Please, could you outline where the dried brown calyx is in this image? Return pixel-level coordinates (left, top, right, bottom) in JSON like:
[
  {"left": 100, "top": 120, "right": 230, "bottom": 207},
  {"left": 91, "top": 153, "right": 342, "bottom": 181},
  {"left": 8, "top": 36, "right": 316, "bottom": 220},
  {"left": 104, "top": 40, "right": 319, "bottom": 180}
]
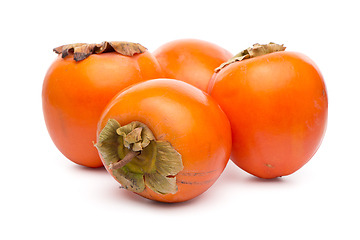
[
  {"left": 53, "top": 41, "right": 147, "bottom": 62},
  {"left": 215, "top": 42, "right": 286, "bottom": 72},
  {"left": 94, "top": 119, "right": 184, "bottom": 195}
]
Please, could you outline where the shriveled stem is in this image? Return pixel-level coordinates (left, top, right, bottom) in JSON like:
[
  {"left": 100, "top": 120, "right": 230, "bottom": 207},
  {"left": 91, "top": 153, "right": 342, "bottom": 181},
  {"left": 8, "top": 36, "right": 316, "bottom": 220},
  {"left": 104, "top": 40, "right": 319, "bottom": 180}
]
[
  {"left": 215, "top": 42, "right": 286, "bottom": 72},
  {"left": 109, "top": 150, "right": 140, "bottom": 170},
  {"left": 53, "top": 41, "right": 147, "bottom": 61}
]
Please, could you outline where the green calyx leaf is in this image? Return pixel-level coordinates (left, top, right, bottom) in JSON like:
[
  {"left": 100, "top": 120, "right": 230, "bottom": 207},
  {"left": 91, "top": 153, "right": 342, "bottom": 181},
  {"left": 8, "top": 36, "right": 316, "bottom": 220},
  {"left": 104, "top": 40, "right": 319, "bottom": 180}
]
[
  {"left": 94, "top": 119, "right": 121, "bottom": 165},
  {"left": 95, "top": 119, "right": 183, "bottom": 195}
]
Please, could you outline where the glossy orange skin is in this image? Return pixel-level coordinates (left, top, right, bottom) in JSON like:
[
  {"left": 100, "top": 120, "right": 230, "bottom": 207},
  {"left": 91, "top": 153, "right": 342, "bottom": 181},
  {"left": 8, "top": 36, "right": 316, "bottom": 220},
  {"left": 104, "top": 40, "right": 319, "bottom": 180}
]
[
  {"left": 97, "top": 79, "right": 232, "bottom": 202},
  {"left": 153, "top": 39, "right": 233, "bottom": 92},
  {"left": 42, "top": 51, "right": 163, "bottom": 168},
  {"left": 208, "top": 51, "right": 328, "bottom": 178}
]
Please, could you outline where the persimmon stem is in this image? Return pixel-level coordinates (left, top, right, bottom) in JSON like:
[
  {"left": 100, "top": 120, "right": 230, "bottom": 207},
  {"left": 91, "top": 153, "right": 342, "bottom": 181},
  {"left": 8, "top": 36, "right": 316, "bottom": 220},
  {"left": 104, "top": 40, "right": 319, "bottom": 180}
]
[
  {"left": 53, "top": 41, "right": 147, "bottom": 61},
  {"left": 215, "top": 42, "right": 286, "bottom": 72},
  {"left": 109, "top": 150, "right": 140, "bottom": 170},
  {"left": 96, "top": 119, "right": 183, "bottom": 194}
]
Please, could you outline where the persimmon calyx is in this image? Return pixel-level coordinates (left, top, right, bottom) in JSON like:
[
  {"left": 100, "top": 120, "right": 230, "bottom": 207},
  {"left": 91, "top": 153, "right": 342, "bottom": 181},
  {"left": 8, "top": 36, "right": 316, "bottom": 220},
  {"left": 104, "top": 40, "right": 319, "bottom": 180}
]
[
  {"left": 53, "top": 41, "right": 147, "bottom": 61},
  {"left": 215, "top": 42, "right": 286, "bottom": 72},
  {"left": 94, "top": 119, "right": 183, "bottom": 195}
]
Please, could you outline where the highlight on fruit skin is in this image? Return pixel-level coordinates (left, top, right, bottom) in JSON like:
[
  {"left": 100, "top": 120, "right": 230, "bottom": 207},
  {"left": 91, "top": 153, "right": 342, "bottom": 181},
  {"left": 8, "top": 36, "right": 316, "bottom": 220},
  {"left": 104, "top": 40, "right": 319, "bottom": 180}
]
[{"left": 95, "top": 78, "right": 232, "bottom": 203}]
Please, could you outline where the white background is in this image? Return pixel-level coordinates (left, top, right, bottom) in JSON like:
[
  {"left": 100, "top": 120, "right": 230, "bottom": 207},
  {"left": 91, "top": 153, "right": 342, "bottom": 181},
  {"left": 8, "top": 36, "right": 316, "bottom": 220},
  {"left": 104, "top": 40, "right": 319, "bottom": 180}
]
[{"left": 1, "top": 0, "right": 359, "bottom": 239}]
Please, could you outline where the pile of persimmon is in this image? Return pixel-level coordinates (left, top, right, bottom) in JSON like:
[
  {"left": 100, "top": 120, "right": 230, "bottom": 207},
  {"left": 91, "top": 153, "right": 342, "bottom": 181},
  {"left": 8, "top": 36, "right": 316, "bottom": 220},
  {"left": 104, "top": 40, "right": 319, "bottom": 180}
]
[{"left": 42, "top": 39, "right": 328, "bottom": 203}]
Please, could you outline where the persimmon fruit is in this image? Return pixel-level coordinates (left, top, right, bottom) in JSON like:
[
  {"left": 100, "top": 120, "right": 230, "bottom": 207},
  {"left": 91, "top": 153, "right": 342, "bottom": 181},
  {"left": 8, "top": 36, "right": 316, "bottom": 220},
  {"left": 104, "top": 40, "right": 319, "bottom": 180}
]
[
  {"left": 95, "top": 79, "right": 232, "bottom": 203},
  {"left": 153, "top": 38, "right": 233, "bottom": 92},
  {"left": 208, "top": 43, "right": 328, "bottom": 179},
  {"left": 42, "top": 41, "right": 164, "bottom": 168}
]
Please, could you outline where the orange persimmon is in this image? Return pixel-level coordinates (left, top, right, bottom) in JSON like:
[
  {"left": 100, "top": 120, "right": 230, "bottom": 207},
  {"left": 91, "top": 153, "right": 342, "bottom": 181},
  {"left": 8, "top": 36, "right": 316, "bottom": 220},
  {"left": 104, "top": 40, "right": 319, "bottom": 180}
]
[
  {"left": 95, "top": 79, "right": 232, "bottom": 203},
  {"left": 208, "top": 43, "right": 328, "bottom": 179},
  {"left": 42, "top": 41, "right": 164, "bottom": 168},
  {"left": 153, "top": 39, "right": 233, "bottom": 92}
]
